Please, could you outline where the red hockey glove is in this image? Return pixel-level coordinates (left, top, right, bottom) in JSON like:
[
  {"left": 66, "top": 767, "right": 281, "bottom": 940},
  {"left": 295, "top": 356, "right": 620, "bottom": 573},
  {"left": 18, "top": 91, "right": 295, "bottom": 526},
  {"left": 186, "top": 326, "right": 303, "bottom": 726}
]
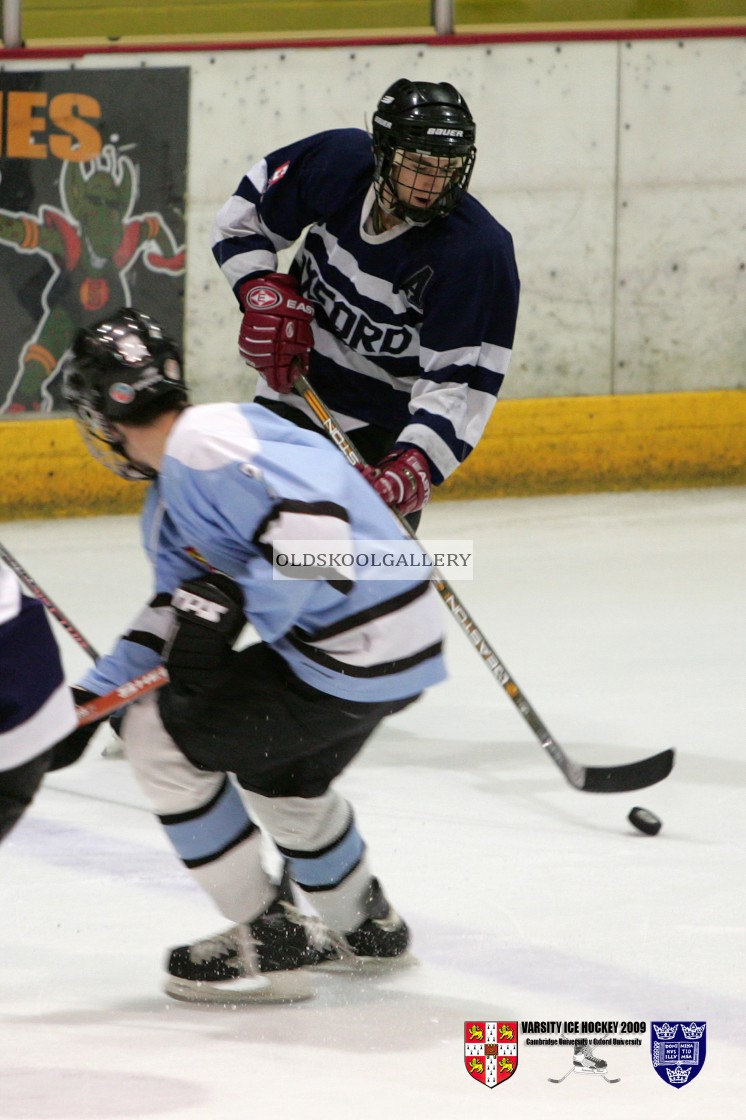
[
  {"left": 238, "top": 273, "right": 314, "bottom": 394},
  {"left": 359, "top": 448, "right": 432, "bottom": 516}
]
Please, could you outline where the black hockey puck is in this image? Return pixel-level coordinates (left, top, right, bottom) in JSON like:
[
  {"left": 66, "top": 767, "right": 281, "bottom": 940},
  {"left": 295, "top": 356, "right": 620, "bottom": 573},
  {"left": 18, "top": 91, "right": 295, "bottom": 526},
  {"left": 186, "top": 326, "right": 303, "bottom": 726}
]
[{"left": 628, "top": 806, "right": 662, "bottom": 835}]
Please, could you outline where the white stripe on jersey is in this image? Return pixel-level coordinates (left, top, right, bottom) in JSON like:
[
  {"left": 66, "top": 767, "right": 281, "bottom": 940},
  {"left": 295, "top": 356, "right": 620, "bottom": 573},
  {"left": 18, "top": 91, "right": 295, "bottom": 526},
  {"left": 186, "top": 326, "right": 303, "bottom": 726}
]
[
  {"left": 257, "top": 505, "right": 355, "bottom": 585},
  {"left": 420, "top": 340, "right": 512, "bottom": 377},
  {"left": 166, "top": 404, "right": 261, "bottom": 473},
  {"left": 297, "top": 582, "right": 442, "bottom": 670},
  {"left": 481, "top": 340, "right": 514, "bottom": 378},
  {"left": 312, "top": 225, "right": 413, "bottom": 316},
  {"left": 408, "top": 377, "right": 498, "bottom": 449},
  {"left": 396, "top": 421, "right": 461, "bottom": 479},
  {"left": 312, "top": 324, "right": 417, "bottom": 385},
  {"left": 0, "top": 681, "right": 77, "bottom": 771},
  {"left": 0, "top": 567, "right": 21, "bottom": 625},
  {"left": 219, "top": 246, "right": 278, "bottom": 291}
]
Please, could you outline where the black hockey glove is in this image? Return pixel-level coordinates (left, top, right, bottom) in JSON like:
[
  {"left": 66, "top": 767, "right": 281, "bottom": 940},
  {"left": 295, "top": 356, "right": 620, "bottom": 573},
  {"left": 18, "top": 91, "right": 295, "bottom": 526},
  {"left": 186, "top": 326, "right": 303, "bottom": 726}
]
[
  {"left": 47, "top": 687, "right": 103, "bottom": 771},
  {"left": 165, "top": 574, "right": 245, "bottom": 697}
]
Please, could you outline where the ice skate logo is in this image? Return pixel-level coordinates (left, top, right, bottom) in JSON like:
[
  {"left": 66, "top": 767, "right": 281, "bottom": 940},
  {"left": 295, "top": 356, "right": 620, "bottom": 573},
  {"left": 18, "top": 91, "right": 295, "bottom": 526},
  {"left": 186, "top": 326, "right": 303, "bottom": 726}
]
[
  {"left": 464, "top": 1021, "right": 517, "bottom": 1088},
  {"left": 549, "top": 1038, "right": 620, "bottom": 1085},
  {"left": 651, "top": 1021, "right": 706, "bottom": 1089}
]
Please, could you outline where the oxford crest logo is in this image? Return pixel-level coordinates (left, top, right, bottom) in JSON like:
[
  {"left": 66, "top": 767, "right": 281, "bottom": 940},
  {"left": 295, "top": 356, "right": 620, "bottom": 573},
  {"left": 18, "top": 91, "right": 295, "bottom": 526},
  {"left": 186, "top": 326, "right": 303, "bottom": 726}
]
[
  {"left": 464, "top": 1021, "right": 518, "bottom": 1088},
  {"left": 651, "top": 1022, "right": 706, "bottom": 1088}
]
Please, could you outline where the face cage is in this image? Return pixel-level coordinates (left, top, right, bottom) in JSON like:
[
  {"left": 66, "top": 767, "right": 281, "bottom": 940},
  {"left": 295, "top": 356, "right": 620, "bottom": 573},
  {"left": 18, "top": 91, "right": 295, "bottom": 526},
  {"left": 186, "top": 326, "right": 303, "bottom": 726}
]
[
  {"left": 73, "top": 409, "right": 155, "bottom": 481},
  {"left": 374, "top": 142, "right": 476, "bottom": 225}
]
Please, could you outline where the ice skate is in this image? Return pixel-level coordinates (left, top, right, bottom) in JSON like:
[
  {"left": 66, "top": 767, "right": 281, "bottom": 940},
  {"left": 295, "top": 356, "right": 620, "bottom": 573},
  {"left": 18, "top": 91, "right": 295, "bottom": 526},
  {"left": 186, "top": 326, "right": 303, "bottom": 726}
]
[
  {"left": 305, "top": 878, "right": 415, "bottom": 972},
  {"left": 573, "top": 1045, "right": 608, "bottom": 1073},
  {"left": 164, "top": 889, "right": 316, "bottom": 1004},
  {"left": 549, "top": 1044, "right": 619, "bottom": 1084}
]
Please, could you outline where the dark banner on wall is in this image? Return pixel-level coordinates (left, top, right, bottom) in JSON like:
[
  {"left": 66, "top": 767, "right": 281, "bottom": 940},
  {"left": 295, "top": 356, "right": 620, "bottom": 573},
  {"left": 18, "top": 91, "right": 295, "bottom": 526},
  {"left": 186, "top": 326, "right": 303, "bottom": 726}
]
[{"left": 0, "top": 67, "right": 188, "bottom": 415}]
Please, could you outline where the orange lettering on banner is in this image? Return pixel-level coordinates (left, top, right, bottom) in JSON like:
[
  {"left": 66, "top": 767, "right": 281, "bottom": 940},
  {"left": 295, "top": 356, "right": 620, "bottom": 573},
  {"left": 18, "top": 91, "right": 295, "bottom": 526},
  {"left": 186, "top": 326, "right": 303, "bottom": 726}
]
[
  {"left": 49, "top": 93, "right": 102, "bottom": 161},
  {"left": 7, "top": 91, "right": 48, "bottom": 158}
]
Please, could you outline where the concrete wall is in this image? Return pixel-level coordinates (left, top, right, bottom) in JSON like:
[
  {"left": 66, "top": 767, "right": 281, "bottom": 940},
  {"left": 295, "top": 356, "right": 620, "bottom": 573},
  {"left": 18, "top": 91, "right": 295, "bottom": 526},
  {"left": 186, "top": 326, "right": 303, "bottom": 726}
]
[
  {"left": 2, "top": 34, "right": 743, "bottom": 401},
  {"left": 176, "top": 36, "right": 745, "bottom": 403},
  {"left": 1, "top": 29, "right": 744, "bottom": 518}
]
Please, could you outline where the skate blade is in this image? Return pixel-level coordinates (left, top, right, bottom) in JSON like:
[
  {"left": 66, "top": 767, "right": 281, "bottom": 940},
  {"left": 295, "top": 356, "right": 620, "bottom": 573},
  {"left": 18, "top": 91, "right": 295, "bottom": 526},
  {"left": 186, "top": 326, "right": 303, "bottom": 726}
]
[
  {"left": 164, "top": 968, "right": 314, "bottom": 1004},
  {"left": 311, "top": 949, "right": 419, "bottom": 974}
]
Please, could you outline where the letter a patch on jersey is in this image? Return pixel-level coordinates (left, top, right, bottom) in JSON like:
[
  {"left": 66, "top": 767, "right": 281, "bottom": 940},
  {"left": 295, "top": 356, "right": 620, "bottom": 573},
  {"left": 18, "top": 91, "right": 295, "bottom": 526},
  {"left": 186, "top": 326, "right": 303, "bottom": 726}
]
[
  {"left": 401, "top": 265, "right": 433, "bottom": 311},
  {"left": 464, "top": 1021, "right": 518, "bottom": 1087}
]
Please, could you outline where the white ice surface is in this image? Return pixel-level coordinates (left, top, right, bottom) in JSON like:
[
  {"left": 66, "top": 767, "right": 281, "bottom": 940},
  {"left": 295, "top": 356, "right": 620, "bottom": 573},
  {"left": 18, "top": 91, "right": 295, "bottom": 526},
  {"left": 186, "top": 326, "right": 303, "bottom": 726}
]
[{"left": 1, "top": 488, "right": 744, "bottom": 1119}]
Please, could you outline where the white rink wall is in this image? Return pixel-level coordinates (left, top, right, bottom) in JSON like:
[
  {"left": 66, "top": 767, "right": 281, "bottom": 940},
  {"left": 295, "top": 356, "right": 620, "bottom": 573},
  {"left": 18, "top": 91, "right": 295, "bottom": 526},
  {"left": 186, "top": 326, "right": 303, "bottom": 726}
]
[{"left": 5, "top": 35, "right": 745, "bottom": 402}]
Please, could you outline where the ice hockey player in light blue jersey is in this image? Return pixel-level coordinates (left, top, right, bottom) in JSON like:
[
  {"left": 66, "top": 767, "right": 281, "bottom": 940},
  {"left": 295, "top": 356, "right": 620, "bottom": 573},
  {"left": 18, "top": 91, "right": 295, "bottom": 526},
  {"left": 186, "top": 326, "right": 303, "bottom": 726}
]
[
  {"left": 54, "top": 308, "right": 447, "bottom": 1004},
  {"left": 0, "top": 562, "right": 76, "bottom": 841},
  {"left": 213, "top": 78, "right": 519, "bottom": 524}
]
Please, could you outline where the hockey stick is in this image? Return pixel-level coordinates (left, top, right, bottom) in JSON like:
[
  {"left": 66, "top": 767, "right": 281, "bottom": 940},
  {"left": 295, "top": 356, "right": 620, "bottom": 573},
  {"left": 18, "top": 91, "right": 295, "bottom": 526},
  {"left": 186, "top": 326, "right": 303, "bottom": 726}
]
[
  {"left": 0, "top": 539, "right": 100, "bottom": 659},
  {"left": 293, "top": 375, "right": 674, "bottom": 794},
  {"left": 75, "top": 666, "right": 169, "bottom": 726},
  {"left": 547, "top": 1069, "right": 574, "bottom": 1084}
]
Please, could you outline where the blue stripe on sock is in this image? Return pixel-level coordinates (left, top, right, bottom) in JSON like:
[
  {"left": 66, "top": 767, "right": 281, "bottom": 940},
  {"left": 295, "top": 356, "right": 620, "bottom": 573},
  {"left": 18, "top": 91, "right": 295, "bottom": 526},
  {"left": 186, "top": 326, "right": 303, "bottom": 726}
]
[
  {"left": 286, "top": 821, "right": 365, "bottom": 889},
  {"left": 162, "top": 780, "right": 253, "bottom": 864}
]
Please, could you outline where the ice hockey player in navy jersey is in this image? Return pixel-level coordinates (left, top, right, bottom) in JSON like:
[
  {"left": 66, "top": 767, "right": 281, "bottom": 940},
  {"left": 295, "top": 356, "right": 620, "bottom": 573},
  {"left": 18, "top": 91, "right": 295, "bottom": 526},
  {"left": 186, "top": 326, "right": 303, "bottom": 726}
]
[
  {"left": 0, "top": 562, "right": 77, "bottom": 842},
  {"left": 212, "top": 77, "right": 520, "bottom": 525},
  {"left": 53, "top": 307, "right": 447, "bottom": 1004}
]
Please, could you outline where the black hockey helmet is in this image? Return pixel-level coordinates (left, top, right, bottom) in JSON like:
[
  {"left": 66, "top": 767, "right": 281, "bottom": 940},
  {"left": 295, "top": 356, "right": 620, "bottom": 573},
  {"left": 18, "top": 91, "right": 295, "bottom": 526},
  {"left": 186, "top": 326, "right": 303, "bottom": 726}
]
[
  {"left": 63, "top": 307, "right": 187, "bottom": 480},
  {"left": 371, "top": 78, "right": 477, "bottom": 224}
]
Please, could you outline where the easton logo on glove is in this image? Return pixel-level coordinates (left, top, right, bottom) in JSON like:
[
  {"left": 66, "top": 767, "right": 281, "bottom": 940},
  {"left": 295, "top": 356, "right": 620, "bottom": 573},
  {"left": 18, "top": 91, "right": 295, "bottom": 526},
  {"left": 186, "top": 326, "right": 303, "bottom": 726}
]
[
  {"left": 246, "top": 286, "right": 282, "bottom": 310},
  {"left": 238, "top": 272, "right": 314, "bottom": 394}
]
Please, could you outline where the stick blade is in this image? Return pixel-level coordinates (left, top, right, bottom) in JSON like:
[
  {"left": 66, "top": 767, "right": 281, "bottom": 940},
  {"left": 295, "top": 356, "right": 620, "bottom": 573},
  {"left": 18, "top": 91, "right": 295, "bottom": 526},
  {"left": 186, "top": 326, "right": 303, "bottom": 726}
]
[{"left": 579, "top": 748, "right": 675, "bottom": 793}]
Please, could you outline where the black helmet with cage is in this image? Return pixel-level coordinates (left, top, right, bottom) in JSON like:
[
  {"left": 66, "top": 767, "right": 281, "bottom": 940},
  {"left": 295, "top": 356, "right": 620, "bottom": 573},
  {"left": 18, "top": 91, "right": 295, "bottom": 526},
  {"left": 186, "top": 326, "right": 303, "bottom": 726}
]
[
  {"left": 63, "top": 307, "right": 187, "bottom": 480},
  {"left": 371, "top": 78, "right": 477, "bottom": 225}
]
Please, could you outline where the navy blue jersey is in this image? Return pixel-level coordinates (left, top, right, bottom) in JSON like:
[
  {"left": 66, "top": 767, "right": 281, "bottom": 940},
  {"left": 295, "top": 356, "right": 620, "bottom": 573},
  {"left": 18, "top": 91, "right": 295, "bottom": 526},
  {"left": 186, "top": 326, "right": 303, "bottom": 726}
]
[
  {"left": 81, "top": 403, "right": 447, "bottom": 705},
  {"left": 212, "top": 128, "right": 519, "bottom": 485},
  {"left": 0, "top": 564, "right": 76, "bottom": 771}
]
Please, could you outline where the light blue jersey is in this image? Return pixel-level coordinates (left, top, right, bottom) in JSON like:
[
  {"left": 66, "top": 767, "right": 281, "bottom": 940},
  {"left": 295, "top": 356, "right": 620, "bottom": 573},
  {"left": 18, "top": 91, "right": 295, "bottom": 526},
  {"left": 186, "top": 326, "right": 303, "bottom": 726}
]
[{"left": 81, "top": 403, "right": 447, "bottom": 704}]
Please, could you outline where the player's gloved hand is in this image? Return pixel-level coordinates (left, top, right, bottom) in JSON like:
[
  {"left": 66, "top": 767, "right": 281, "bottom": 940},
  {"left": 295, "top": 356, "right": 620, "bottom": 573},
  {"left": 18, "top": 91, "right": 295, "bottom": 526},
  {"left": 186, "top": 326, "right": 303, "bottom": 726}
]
[
  {"left": 47, "top": 687, "right": 103, "bottom": 771},
  {"left": 238, "top": 273, "right": 314, "bottom": 393},
  {"left": 165, "top": 574, "right": 245, "bottom": 696},
  {"left": 359, "top": 448, "right": 432, "bottom": 516}
]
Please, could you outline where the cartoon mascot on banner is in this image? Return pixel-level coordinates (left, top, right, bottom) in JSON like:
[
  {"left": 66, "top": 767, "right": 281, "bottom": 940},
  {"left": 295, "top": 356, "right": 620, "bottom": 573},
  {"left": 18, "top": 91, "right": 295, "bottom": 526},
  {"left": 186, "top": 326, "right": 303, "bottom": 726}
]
[{"left": 0, "top": 144, "right": 185, "bottom": 413}]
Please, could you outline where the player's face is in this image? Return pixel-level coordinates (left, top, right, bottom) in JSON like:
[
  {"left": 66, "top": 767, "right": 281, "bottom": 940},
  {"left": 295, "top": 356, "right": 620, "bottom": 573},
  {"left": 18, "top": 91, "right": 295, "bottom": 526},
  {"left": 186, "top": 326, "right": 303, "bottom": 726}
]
[
  {"left": 110, "top": 421, "right": 154, "bottom": 476},
  {"left": 391, "top": 150, "right": 463, "bottom": 210}
]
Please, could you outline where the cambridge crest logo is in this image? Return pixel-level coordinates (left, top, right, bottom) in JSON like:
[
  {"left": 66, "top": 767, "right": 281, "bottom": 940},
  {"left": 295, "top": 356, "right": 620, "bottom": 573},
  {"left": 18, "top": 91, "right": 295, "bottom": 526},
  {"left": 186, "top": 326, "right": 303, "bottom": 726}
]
[
  {"left": 651, "top": 1022, "right": 706, "bottom": 1088},
  {"left": 464, "top": 1021, "right": 518, "bottom": 1088}
]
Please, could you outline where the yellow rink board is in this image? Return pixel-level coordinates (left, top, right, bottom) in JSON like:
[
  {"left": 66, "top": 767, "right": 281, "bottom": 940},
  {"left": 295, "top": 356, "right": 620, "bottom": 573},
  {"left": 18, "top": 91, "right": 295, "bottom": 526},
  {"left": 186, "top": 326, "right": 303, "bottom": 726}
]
[
  {"left": 2, "top": 388, "right": 745, "bottom": 520},
  {"left": 17, "top": 2, "right": 746, "bottom": 40}
]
